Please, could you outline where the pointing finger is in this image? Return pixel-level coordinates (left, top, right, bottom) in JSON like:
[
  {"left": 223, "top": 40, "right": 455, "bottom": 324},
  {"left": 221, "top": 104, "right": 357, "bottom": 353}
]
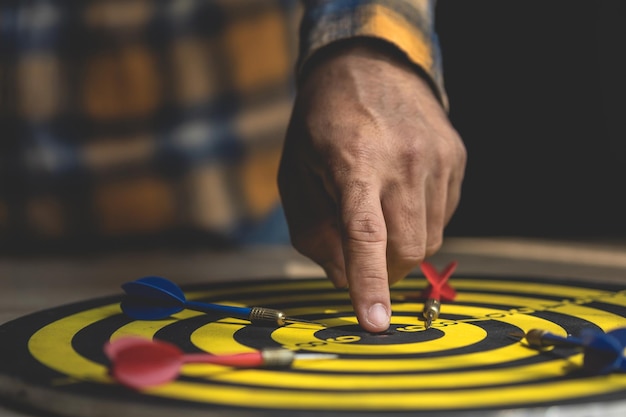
[{"left": 339, "top": 181, "right": 390, "bottom": 333}]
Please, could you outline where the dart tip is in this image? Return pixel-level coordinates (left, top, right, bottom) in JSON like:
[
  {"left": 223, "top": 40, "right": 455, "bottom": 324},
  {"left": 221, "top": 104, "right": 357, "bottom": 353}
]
[
  {"left": 284, "top": 317, "right": 327, "bottom": 327},
  {"left": 425, "top": 316, "right": 432, "bottom": 330},
  {"left": 507, "top": 331, "right": 526, "bottom": 341},
  {"left": 422, "top": 298, "right": 439, "bottom": 330},
  {"left": 294, "top": 353, "right": 338, "bottom": 361}
]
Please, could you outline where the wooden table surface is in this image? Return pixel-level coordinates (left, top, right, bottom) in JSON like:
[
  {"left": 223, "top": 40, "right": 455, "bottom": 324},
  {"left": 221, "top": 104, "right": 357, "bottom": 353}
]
[{"left": 1, "top": 237, "right": 625, "bottom": 417}]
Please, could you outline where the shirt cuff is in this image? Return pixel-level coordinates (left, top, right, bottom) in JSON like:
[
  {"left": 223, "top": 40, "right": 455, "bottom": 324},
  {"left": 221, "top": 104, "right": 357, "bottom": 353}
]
[{"left": 298, "top": 0, "right": 448, "bottom": 109}]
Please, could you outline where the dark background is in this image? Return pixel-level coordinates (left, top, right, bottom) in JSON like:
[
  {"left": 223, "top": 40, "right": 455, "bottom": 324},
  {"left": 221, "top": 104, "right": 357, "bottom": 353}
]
[{"left": 435, "top": 0, "right": 626, "bottom": 238}]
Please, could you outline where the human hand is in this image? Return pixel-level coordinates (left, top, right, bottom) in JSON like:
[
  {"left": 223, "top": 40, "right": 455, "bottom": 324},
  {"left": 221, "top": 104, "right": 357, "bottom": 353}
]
[{"left": 278, "top": 40, "right": 466, "bottom": 333}]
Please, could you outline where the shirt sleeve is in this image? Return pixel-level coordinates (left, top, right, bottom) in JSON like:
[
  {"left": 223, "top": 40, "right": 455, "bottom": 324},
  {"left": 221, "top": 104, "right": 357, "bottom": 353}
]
[{"left": 298, "top": 0, "right": 447, "bottom": 109}]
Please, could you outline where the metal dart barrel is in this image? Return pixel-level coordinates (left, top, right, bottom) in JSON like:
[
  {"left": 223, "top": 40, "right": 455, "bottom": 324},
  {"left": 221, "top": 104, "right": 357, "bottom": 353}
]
[
  {"left": 422, "top": 298, "right": 440, "bottom": 329},
  {"left": 517, "top": 329, "right": 582, "bottom": 348},
  {"left": 260, "top": 348, "right": 337, "bottom": 367},
  {"left": 248, "top": 307, "right": 324, "bottom": 327}
]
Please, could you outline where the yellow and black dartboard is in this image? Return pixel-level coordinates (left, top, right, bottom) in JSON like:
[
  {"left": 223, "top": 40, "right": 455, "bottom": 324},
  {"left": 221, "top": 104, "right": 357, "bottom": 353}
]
[{"left": 1, "top": 273, "right": 625, "bottom": 417}]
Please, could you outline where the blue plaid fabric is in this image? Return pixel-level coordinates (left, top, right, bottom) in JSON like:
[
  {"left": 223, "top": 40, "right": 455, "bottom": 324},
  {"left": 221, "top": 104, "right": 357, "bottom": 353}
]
[{"left": 0, "top": 0, "right": 443, "bottom": 251}]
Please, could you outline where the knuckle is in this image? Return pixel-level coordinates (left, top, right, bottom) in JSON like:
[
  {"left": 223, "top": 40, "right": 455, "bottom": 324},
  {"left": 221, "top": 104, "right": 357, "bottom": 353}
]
[
  {"left": 390, "top": 143, "right": 425, "bottom": 178},
  {"left": 444, "top": 132, "right": 467, "bottom": 166},
  {"left": 330, "top": 139, "right": 375, "bottom": 167},
  {"left": 344, "top": 211, "right": 386, "bottom": 244},
  {"left": 425, "top": 234, "right": 443, "bottom": 257},
  {"left": 350, "top": 270, "right": 390, "bottom": 298},
  {"left": 457, "top": 139, "right": 468, "bottom": 164},
  {"left": 399, "top": 144, "right": 425, "bottom": 164},
  {"left": 391, "top": 243, "right": 426, "bottom": 270},
  {"left": 429, "top": 131, "right": 466, "bottom": 163},
  {"left": 360, "top": 269, "right": 389, "bottom": 285},
  {"left": 339, "top": 179, "right": 386, "bottom": 244},
  {"left": 399, "top": 250, "right": 426, "bottom": 268},
  {"left": 431, "top": 142, "right": 453, "bottom": 169}
]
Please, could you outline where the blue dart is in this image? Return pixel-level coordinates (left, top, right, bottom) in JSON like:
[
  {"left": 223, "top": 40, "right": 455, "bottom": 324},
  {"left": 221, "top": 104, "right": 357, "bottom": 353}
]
[
  {"left": 120, "top": 276, "right": 324, "bottom": 327},
  {"left": 580, "top": 328, "right": 626, "bottom": 374},
  {"left": 510, "top": 327, "right": 626, "bottom": 374}
]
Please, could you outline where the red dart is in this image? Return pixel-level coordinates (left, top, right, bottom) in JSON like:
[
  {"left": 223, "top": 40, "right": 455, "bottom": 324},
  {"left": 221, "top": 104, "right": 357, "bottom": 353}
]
[
  {"left": 420, "top": 261, "right": 458, "bottom": 301},
  {"left": 104, "top": 337, "right": 336, "bottom": 389},
  {"left": 419, "top": 261, "right": 458, "bottom": 329}
]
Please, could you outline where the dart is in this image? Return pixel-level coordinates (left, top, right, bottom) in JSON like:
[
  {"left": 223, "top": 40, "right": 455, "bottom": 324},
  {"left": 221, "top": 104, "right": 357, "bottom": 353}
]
[
  {"left": 509, "top": 327, "right": 626, "bottom": 374},
  {"left": 120, "top": 276, "right": 324, "bottom": 327},
  {"left": 104, "top": 337, "right": 337, "bottom": 389},
  {"left": 508, "top": 328, "right": 582, "bottom": 348},
  {"left": 419, "top": 261, "right": 458, "bottom": 329}
]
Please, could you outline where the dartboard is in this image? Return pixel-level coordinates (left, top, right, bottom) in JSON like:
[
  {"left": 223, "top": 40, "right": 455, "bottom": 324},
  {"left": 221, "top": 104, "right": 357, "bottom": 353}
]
[{"left": 0, "top": 273, "right": 625, "bottom": 417}]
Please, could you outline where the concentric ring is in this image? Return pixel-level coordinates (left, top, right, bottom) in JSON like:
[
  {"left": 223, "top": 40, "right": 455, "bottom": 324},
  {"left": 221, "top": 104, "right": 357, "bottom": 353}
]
[{"left": 1, "top": 274, "right": 625, "bottom": 415}]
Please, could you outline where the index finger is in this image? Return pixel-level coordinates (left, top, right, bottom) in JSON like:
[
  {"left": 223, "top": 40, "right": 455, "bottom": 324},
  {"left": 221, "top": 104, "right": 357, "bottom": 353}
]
[{"left": 339, "top": 182, "right": 391, "bottom": 333}]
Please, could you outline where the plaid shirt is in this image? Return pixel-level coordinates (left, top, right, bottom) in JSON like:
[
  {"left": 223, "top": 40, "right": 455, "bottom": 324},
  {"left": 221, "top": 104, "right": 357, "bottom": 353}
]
[{"left": 0, "top": 0, "right": 444, "bottom": 251}]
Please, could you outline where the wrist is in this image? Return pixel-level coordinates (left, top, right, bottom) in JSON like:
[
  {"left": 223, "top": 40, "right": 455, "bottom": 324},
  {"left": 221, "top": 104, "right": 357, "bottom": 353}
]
[{"left": 299, "top": 37, "right": 442, "bottom": 105}]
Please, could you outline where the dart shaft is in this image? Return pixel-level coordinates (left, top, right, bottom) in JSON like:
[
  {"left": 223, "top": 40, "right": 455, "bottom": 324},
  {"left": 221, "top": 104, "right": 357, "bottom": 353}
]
[
  {"left": 184, "top": 351, "right": 266, "bottom": 367},
  {"left": 185, "top": 301, "right": 320, "bottom": 326},
  {"left": 524, "top": 329, "right": 583, "bottom": 348},
  {"left": 185, "top": 300, "right": 254, "bottom": 320},
  {"left": 183, "top": 349, "right": 337, "bottom": 368},
  {"left": 185, "top": 301, "right": 273, "bottom": 323}
]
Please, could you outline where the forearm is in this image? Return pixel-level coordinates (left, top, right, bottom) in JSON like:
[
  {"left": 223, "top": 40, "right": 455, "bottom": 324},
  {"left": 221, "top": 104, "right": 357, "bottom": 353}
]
[{"left": 298, "top": 0, "right": 447, "bottom": 108}]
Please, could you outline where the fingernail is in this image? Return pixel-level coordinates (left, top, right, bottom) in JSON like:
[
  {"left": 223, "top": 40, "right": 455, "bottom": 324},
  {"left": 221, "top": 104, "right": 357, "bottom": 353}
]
[{"left": 367, "top": 303, "right": 390, "bottom": 329}]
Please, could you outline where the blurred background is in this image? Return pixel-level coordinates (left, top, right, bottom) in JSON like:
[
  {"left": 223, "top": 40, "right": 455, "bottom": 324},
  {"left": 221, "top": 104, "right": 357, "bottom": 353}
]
[
  {"left": 437, "top": 0, "right": 626, "bottom": 239},
  {"left": 0, "top": 0, "right": 299, "bottom": 254},
  {"left": 1, "top": 0, "right": 624, "bottom": 258}
]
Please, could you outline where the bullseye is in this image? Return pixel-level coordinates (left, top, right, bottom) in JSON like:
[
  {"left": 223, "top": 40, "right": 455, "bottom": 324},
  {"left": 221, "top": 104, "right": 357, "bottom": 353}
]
[
  {"left": 271, "top": 315, "right": 486, "bottom": 355},
  {"left": 314, "top": 324, "right": 445, "bottom": 345}
]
